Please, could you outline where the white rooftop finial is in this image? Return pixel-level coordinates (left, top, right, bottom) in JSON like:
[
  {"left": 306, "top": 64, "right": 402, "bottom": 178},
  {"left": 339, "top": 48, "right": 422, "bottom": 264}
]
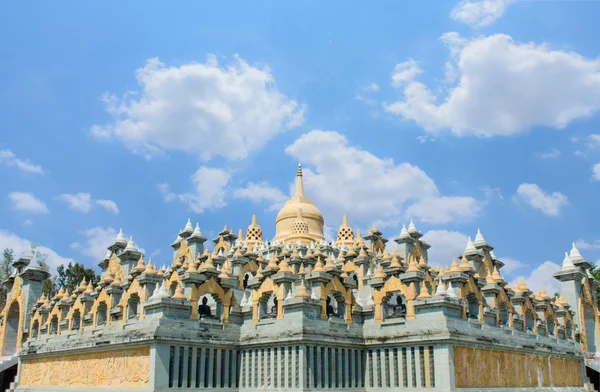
[
  {"left": 103, "top": 249, "right": 111, "bottom": 260},
  {"left": 569, "top": 242, "right": 583, "bottom": 260},
  {"left": 185, "top": 218, "right": 193, "bottom": 230},
  {"left": 561, "top": 251, "right": 576, "bottom": 269},
  {"left": 434, "top": 279, "right": 446, "bottom": 298},
  {"left": 465, "top": 236, "right": 476, "bottom": 253},
  {"left": 474, "top": 228, "right": 486, "bottom": 246},
  {"left": 125, "top": 236, "right": 138, "bottom": 252},
  {"left": 407, "top": 219, "right": 418, "bottom": 234},
  {"left": 191, "top": 223, "right": 203, "bottom": 237},
  {"left": 446, "top": 284, "right": 458, "bottom": 299},
  {"left": 115, "top": 228, "right": 126, "bottom": 244},
  {"left": 400, "top": 224, "right": 409, "bottom": 238}
]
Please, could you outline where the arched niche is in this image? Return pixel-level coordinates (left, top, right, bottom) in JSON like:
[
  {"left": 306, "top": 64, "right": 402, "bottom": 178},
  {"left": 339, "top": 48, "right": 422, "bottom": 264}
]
[
  {"left": 127, "top": 294, "right": 141, "bottom": 321},
  {"left": 584, "top": 303, "right": 597, "bottom": 354},
  {"left": 525, "top": 309, "right": 535, "bottom": 332},
  {"left": 3, "top": 302, "right": 20, "bottom": 355},
  {"left": 547, "top": 315, "right": 555, "bottom": 337},
  {"left": 498, "top": 302, "right": 509, "bottom": 326},
  {"left": 382, "top": 292, "right": 407, "bottom": 320},
  {"left": 466, "top": 292, "right": 480, "bottom": 320}
]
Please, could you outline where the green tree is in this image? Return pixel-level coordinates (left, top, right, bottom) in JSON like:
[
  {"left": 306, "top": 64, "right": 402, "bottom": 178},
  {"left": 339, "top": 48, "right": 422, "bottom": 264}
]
[
  {"left": 0, "top": 249, "right": 14, "bottom": 310},
  {"left": 55, "top": 262, "right": 100, "bottom": 293}
]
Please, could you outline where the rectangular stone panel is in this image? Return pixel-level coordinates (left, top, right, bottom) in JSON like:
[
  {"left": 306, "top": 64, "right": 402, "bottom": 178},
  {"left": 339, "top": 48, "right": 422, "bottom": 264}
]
[
  {"left": 454, "top": 346, "right": 582, "bottom": 388},
  {"left": 20, "top": 346, "right": 150, "bottom": 387}
]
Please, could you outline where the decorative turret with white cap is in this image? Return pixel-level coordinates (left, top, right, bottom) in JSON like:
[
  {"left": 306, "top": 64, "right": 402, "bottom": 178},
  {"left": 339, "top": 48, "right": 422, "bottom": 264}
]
[
  {"left": 553, "top": 251, "right": 584, "bottom": 282},
  {"left": 187, "top": 223, "right": 207, "bottom": 260},
  {"left": 568, "top": 242, "right": 591, "bottom": 269},
  {"left": 407, "top": 219, "right": 422, "bottom": 238},
  {"left": 180, "top": 218, "right": 194, "bottom": 238},
  {"left": 473, "top": 228, "right": 493, "bottom": 250}
]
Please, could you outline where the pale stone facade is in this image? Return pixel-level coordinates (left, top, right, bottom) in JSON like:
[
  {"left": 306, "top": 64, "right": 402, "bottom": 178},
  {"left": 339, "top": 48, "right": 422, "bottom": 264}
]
[{"left": 0, "top": 166, "right": 597, "bottom": 391}]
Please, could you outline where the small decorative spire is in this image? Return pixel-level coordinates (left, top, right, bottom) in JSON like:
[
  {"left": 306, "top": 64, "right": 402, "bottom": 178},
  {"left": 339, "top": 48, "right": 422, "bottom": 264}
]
[
  {"left": 295, "top": 279, "right": 310, "bottom": 298},
  {"left": 417, "top": 281, "right": 431, "bottom": 299},
  {"left": 125, "top": 236, "right": 138, "bottom": 252},
  {"left": 449, "top": 258, "right": 461, "bottom": 273},
  {"left": 474, "top": 228, "right": 486, "bottom": 246},
  {"left": 135, "top": 256, "right": 146, "bottom": 273},
  {"left": 278, "top": 257, "right": 292, "bottom": 273},
  {"left": 373, "top": 264, "right": 386, "bottom": 279},
  {"left": 407, "top": 219, "right": 418, "bottom": 234},
  {"left": 313, "top": 257, "right": 326, "bottom": 273},
  {"left": 434, "top": 279, "right": 446, "bottom": 297}
]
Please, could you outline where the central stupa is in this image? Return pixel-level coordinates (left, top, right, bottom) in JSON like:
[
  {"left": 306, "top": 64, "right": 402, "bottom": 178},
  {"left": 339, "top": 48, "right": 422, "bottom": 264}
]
[{"left": 274, "top": 164, "right": 325, "bottom": 244}]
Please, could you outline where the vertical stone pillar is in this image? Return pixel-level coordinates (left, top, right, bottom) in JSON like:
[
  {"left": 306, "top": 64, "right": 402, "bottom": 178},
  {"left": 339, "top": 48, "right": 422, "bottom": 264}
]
[
  {"left": 150, "top": 344, "right": 171, "bottom": 389},
  {"left": 433, "top": 344, "right": 455, "bottom": 391}
]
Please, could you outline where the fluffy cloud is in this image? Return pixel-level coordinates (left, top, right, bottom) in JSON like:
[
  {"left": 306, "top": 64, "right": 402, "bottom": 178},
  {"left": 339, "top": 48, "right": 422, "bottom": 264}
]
[
  {"left": 405, "top": 196, "right": 480, "bottom": 224},
  {"left": 575, "top": 239, "right": 600, "bottom": 250},
  {"left": 91, "top": 55, "right": 305, "bottom": 160},
  {"left": 512, "top": 261, "right": 561, "bottom": 297},
  {"left": 385, "top": 33, "right": 600, "bottom": 137},
  {"left": 593, "top": 163, "right": 600, "bottom": 181},
  {"left": 0, "top": 229, "right": 73, "bottom": 273},
  {"left": 535, "top": 148, "right": 561, "bottom": 159},
  {"left": 284, "top": 130, "right": 480, "bottom": 225},
  {"left": 70, "top": 226, "right": 118, "bottom": 261},
  {"left": 232, "top": 181, "right": 288, "bottom": 211},
  {"left": 497, "top": 257, "right": 525, "bottom": 276},
  {"left": 161, "top": 167, "right": 231, "bottom": 213},
  {"left": 421, "top": 230, "right": 468, "bottom": 267},
  {"left": 0, "top": 149, "right": 44, "bottom": 174},
  {"left": 513, "top": 183, "right": 568, "bottom": 216},
  {"left": 8, "top": 192, "right": 49, "bottom": 214},
  {"left": 451, "top": 0, "right": 516, "bottom": 28},
  {"left": 57, "top": 192, "right": 119, "bottom": 214}
]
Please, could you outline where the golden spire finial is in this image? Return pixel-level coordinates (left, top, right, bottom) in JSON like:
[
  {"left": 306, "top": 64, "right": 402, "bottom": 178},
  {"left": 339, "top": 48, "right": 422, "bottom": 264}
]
[
  {"left": 238, "top": 228, "right": 244, "bottom": 241},
  {"left": 295, "top": 279, "right": 311, "bottom": 298},
  {"left": 251, "top": 214, "right": 258, "bottom": 226},
  {"left": 295, "top": 163, "right": 305, "bottom": 197},
  {"left": 342, "top": 214, "right": 348, "bottom": 226}
]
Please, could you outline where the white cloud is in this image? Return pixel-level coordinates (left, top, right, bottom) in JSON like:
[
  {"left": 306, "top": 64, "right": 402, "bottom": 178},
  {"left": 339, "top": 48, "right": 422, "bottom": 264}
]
[
  {"left": 385, "top": 33, "right": 600, "bottom": 137},
  {"left": 58, "top": 192, "right": 93, "bottom": 212},
  {"left": 57, "top": 192, "right": 119, "bottom": 214},
  {"left": 96, "top": 199, "right": 119, "bottom": 214},
  {"left": 91, "top": 55, "right": 305, "bottom": 160},
  {"left": 405, "top": 196, "right": 480, "bottom": 224},
  {"left": 284, "top": 130, "right": 481, "bottom": 225},
  {"left": 512, "top": 261, "right": 561, "bottom": 296},
  {"left": 8, "top": 192, "right": 49, "bottom": 214},
  {"left": 451, "top": 0, "right": 516, "bottom": 28},
  {"left": 497, "top": 257, "right": 525, "bottom": 276},
  {"left": 588, "top": 134, "right": 600, "bottom": 150},
  {"left": 71, "top": 226, "right": 117, "bottom": 261},
  {"left": 513, "top": 183, "right": 568, "bottom": 216},
  {"left": 0, "top": 149, "right": 44, "bottom": 174},
  {"left": 593, "top": 163, "right": 600, "bottom": 181},
  {"left": 163, "top": 167, "right": 231, "bottom": 213},
  {"left": 535, "top": 148, "right": 561, "bottom": 159},
  {"left": 22, "top": 219, "right": 33, "bottom": 227},
  {"left": 421, "top": 230, "right": 468, "bottom": 267},
  {"left": 575, "top": 239, "right": 600, "bottom": 250},
  {"left": 0, "top": 229, "right": 73, "bottom": 273},
  {"left": 232, "top": 181, "right": 288, "bottom": 211},
  {"left": 392, "top": 59, "right": 422, "bottom": 87}
]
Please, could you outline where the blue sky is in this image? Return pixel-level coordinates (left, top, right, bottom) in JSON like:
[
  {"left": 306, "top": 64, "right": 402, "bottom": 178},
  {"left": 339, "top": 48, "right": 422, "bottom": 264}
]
[{"left": 1, "top": 0, "right": 600, "bottom": 294}]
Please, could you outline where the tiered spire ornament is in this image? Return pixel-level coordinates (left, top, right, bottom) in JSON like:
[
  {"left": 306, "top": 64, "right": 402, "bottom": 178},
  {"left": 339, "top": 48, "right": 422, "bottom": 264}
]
[
  {"left": 417, "top": 281, "right": 431, "bottom": 299},
  {"left": 434, "top": 279, "right": 446, "bottom": 298},
  {"left": 135, "top": 256, "right": 146, "bottom": 273},
  {"left": 449, "top": 258, "right": 461, "bottom": 273},
  {"left": 373, "top": 264, "right": 386, "bottom": 279},
  {"left": 474, "top": 228, "right": 487, "bottom": 247},
  {"left": 143, "top": 259, "right": 157, "bottom": 275},
  {"left": 406, "top": 256, "right": 421, "bottom": 273},
  {"left": 313, "top": 257, "right": 326, "bottom": 273},
  {"left": 295, "top": 280, "right": 311, "bottom": 298},
  {"left": 569, "top": 243, "right": 584, "bottom": 263},
  {"left": 278, "top": 257, "right": 292, "bottom": 273}
]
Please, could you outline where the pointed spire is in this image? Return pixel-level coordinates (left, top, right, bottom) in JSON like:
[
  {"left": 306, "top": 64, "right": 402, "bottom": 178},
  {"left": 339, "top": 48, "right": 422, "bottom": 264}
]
[
  {"left": 295, "top": 279, "right": 310, "bottom": 298},
  {"left": 560, "top": 251, "right": 576, "bottom": 270},
  {"left": 115, "top": 228, "right": 126, "bottom": 245},
  {"left": 464, "top": 236, "right": 476, "bottom": 253},
  {"left": 417, "top": 281, "right": 431, "bottom": 299},
  {"left": 125, "top": 236, "right": 138, "bottom": 252},
  {"left": 190, "top": 223, "right": 203, "bottom": 239},
  {"left": 278, "top": 257, "right": 292, "bottom": 273},
  {"left": 449, "top": 258, "right": 461, "bottom": 273},
  {"left": 294, "top": 163, "right": 305, "bottom": 197},
  {"left": 399, "top": 224, "right": 409, "bottom": 238},
  {"left": 407, "top": 219, "right": 418, "bottom": 234},
  {"left": 569, "top": 242, "right": 584, "bottom": 261},
  {"left": 313, "top": 257, "right": 325, "bottom": 273},
  {"left": 342, "top": 214, "right": 349, "bottom": 226},
  {"left": 373, "top": 264, "right": 386, "bottom": 279},
  {"left": 183, "top": 218, "right": 193, "bottom": 234},
  {"left": 135, "top": 256, "right": 146, "bottom": 273},
  {"left": 434, "top": 279, "right": 446, "bottom": 297},
  {"left": 492, "top": 265, "right": 502, "bottom": 281},
  {"left": 474, "top": 228, "right": 486, "bottom": 246}
]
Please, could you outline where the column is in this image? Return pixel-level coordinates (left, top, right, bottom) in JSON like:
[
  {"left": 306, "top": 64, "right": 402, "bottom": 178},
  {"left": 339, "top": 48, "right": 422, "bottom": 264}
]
[
  {"left": 380, "top": 349, "right": 386, "bottom": 388},
  {"left": 173, "top": 346, "right": 180, "bottom": 388},
  {"left": 433, "top": 345, "right": 455, "bottom": 391},
  {"left": 372, "top": 349, "right": 378, "bottom": 388},
  {"left": 350, "top": 349, "right": 355, "bottom": 388},
  {"left": 324, "top": 347, "right": 329, "bottom": 388},
  {"left": 224, "top": 350, "right": 230, "bottom": 388},
  {"left": 357, "top": 350, "right": 363, "bottom": 388},
  {"left": 231, "top": 349, "right": 237, "bottom": 389},
  {"left": 270, "top": 347, "right": 276, "bottom": 388},
  {"left": 277, "top": 347, "right": 283, "bottom": 389},
  {"left": 285, "top": 346, "right": 290, "bottom": 388},
  {"left": 208, "top": 347, "right": 214, "bottom": 388},
  {"left": 407, "top": 347, "right": 413, "bottom": 388},
  {"left": 337, "top": 348, "right": 343, "bottom": 388},
  {"left": 424, "top": 346, "right": 431, "bottom": 388},
  {"left": 365, "top": 350, "right": 371, "bottom": 388},
  {"left": 292, "top": 346, "right": 297, "bottom": 388},
  {"left": 389, "top": 348, "right": 395, "bottom": 388},
  {"left": 182, "top": 346, "right": 189, "bottom": 388},
  {"left": 344, "top": 348, "right": 349, "bottom": 389},
  {"left": 190, "top": 347, "right": 197, "bottom": 388},
  {"left": 316, "top": 346, "right": 322, "bottom": 388},
  {"left": 299, "top": 346, "right": 306, "bottom": 388},
  {"left": 200, "top": 347, "right": 207, "bottom": 388},
  {"left": 244, "top": 350, "right": 249, "bottom": 388},
  {"left": 257, "top": 349, "right": 262, "bottom": 388},
  {"left": 415, "top": 347, "right": 422, "bottom": 388},
  {"left": 150, "top": 345, "right": 171, "bottom": 389},
  {"left": 398, "top": 348, "right": 404, "bottom": 388},
  {"left": 331, "top": 348, "right": 337, "bottom": 388},
  {"left": 308, "top": 346, "right": 314, "bottom": 388}
]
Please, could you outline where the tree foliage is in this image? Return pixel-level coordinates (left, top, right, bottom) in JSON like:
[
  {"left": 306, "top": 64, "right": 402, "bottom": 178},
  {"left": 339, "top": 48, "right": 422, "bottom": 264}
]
[
  {"left": 0, "top": 249, "right": 14, "bottom": 310},
  {"left": 55, "top": 262, "right": 100, "bottom": 293}
]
